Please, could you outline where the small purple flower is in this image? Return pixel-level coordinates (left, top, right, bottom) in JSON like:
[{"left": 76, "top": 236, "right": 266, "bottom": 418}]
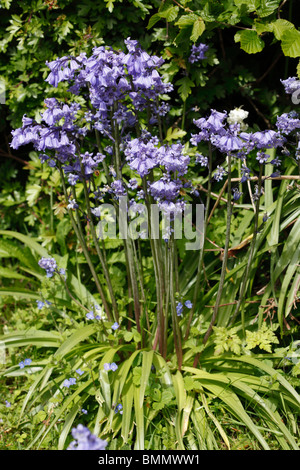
[
  {"left": 81, "top": 409, "right": 88, "bottom": 415},
  {"left": 214, "top": 166, "right": 226, "bottom": 182},
  {"left": 195, "top": 153, "right": 208, "bottom": 167},
  {"left": 114, "top": 404, "right": 123, "bottom": 414},
  {"left": 189, "top": 43, "right": 209, "bottom": 63},
  {"left": 68, "top": 173, "right": 80, "bottom": 186},
  {"left": 76, "top": 369, "right": 84, "bottom": 376},
  {"left": 24, "top": 358, "right": 32, "bottom": 366},
  {"left": 38, "top": 257, "right": 57, "bottom": 278},
  {"left": 19, "top": 361, "right": 25, "bottom": 369},
  {"left": 86, "top": 311, "right": 95, "bottom": 320},
  {"left": 232, "top": 188, "right": 242, "bottom": 201},
  {"left": 263, "top": 213, "right": 270, "bottom": 223},
  {"left": 67, "top": 424, "right": 108, "bottom": 450},
  {"left": 110, "top": 362, "right": 118, "bottom": 372},
  {"left": 184, "top": 300, "right": 193, "bottom": 309},
  {"left": 176, "top": 302, "right": 183, "bottom": 316},
  {"left": 5, "top": 400, "right": 11, "bottom": 408},
  {"left": 111, "top": 322, "right": 119, "bottom": 331},
  {"left": 36, "top": 300, "right": 45, "bottom": 309},
  {"left": 63, "top": 377, "right": 76, "bottom": 388},
  {"left": 103, "top": 363, "right": 111, "bottom": 371},
  {"left": 281, "top": 76, "right": 300, "bottom": 95}
]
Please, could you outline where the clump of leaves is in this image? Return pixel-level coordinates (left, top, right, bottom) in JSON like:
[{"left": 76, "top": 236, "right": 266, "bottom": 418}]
[
  {"left": 245, "top": 323, "right": 279, "bottom": 353},
  {"left": 212, "top": 326, "right": 242, "bottom": 355}
]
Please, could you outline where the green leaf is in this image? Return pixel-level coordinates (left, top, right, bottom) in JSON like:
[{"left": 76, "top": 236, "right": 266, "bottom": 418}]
[
  {"left": 175, "top": 76, "right": 195, "bottom": 101},
  {"left": 234, "top": 30, "right": 265, "bottom": 54},
  {"left": 53, "top": 324, "right": 97, "bottom": 360},
  {"left": 190, "top": 17, "right": 205, "bottom": 42},
  {"left": 271, "top": 19, "right": 295, "bottom": 40},
  {"left": 139, "top": 350, "right": 154, "bottom": 407},
  {"left": 165, "top": 127, "right": 187, "bottom": 141},
  {"left": 297, "top": 59, "right": 300, "bottom": 79},
  {"left": 233, "top": 0, "right": 257, "bottom": 12},
  {"left": 175, "top": 13, "right": 198, "bottom": 28},
  {"left": 281, "top": 28, "right": 300, "bottom": 57},
  {"left": 25, "top": 184, "right": 41, "bottom": 207},
  {"left": 256, "top": 0, "right": 281, "bottom": 18},
  {"left": 0, "top": 266, "right": 26, "bottom": 279}
]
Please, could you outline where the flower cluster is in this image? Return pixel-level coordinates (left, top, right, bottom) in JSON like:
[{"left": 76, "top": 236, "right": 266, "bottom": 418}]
[
  {"left": 38, "top": 257, "right": 58, "bottom": 277},
  {"left": 281, "top": 76, "right": 300, "bottom": 95},
  {"left": 63, "top": 377, "right": 77, "bottom": 388},
  {"left": 103, "top": 362, "right": 118, "bottom": 371},
  {"left": 189, "top": 43, "right": 209, "bottom": 63},
  {"left": 19, "top": 358, "right": 32, "bottom": 369},
  {"left": 67, "top": 424, "right": 108, "bottom": 450},
  {"left": 176, "top": 300, "right": 193, "bottom": 316}
]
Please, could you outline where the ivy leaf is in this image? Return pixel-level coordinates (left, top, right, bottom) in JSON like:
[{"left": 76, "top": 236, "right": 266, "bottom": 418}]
[
  {"left": 190, "top": 17, "right": 205, "bottom": 42},
  {"left": 234, "top": 30, "right": 265, "bottom": 54},
  {"left": 281, "top": 28, "right": 300, "bottom": 58}
]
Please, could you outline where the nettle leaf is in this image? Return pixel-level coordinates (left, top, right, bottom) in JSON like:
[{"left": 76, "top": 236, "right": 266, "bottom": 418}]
[
  {"left": 234, "top": 30, "right": 265, "bottom": 54},
  {"left": 281, "top": 28, "right": 300, "bottom": 58}
]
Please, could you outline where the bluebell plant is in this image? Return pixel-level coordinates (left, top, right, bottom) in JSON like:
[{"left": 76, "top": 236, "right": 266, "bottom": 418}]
[{"left": 10, "top": 37, "right": 300, "bottom": 371}]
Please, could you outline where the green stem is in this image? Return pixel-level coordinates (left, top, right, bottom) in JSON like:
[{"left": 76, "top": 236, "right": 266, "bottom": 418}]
[
  {"left": 169, "top": 236, "right": 182, "bottom": 370},
  {"left": 201, "top": 153, "right": 233, "bottom": 347},
  {"left": 142, "top": 176, "right": 166, "bottom": 357},
  {"left": 58, "top": 164, "right": 112, "bottom": 321},
  {"left": 80, "top": 170, "right": 119, "bottom": 322},
  {"left": 229, "top": 163, "right": 264, "bottom": 327},
  {"left": 184, "top": 142, "right": 213, "bottom": 341}
]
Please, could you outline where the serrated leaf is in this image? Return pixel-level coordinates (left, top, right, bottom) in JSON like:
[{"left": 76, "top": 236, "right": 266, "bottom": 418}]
[
  {"left": 235, "top": 30, "right": 265, "bottom": 54},
  {"left": 233, "top": 0, "right": 257, "bottom": 12},
  {"left": 257, "top": 0, "right": 281, "bottom": 18},
  {"left": 281, "top": 29, "right": 300, "bottom": 57},
  {"left": 25, "top": 184, "right": 41, "bottom": 207},
  {"left": 175, "top": 76, "right": 195, "bottom": 101},
  {"left": 271, "top": 19, "right": 295, "bottom": 40},
  {"left": 190, "top": 17, "right": 205, "bottom": 42},
  {"left": 159, "top": 6, "right": 179, "bottom": 22},
  {"left": 147, "top": 13, "right": 161, "bottom": 29},
  {"left": 165, "top": 127, "right": 187, "bottom": 141},
  {"left": 175, "top": 13, "right": 198, "bottom": 28}
]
